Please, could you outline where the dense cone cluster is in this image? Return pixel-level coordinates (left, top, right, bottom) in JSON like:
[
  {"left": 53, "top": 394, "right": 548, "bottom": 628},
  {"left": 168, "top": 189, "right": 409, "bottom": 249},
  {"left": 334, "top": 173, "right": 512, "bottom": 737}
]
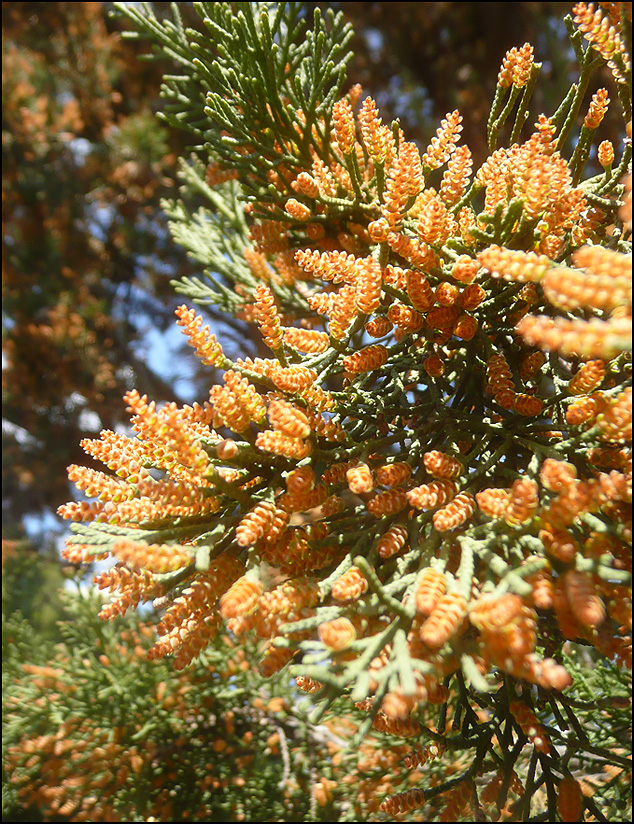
[{"left": 55, "top": 2, "right": 631, "bottom": 820}]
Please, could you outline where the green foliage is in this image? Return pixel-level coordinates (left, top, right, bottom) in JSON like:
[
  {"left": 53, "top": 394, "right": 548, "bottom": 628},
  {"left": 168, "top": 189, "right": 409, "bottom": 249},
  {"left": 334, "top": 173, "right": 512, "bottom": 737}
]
[
  {"left": 3, "top": 587, "right": 355, "bottom": 822},
  {"left": 116, "top": 2, "right": 353, "bottom": 199},
  {"left": 107, "top": 109, "right": 170, "bottom": 165},
  {"left": 2, "top": 546, "right": 69, "bottom": 642},
  {"left": 163, "top": 160, "right": 255, "bottom": 311}
]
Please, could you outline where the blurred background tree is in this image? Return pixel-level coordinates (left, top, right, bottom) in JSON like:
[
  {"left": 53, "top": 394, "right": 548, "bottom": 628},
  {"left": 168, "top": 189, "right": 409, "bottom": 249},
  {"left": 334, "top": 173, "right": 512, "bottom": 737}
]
[{"left": 2, "top": 1, "right": 195, "bottom": 543}]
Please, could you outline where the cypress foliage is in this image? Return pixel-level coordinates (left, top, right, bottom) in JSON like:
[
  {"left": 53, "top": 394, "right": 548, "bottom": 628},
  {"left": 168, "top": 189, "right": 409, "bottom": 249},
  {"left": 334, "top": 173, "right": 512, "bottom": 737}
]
[{"left": 4, "top": 3, "right": 632, "bottom": 821}]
